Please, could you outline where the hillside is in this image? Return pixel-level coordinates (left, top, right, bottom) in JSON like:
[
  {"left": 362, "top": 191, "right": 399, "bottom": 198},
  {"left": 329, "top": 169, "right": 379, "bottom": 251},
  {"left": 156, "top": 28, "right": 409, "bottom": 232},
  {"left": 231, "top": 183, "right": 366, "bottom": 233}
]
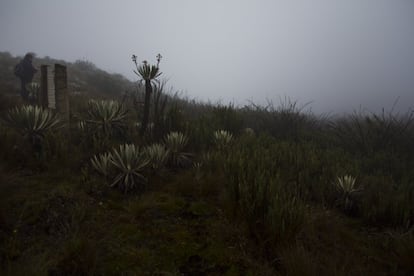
[
  {"left": 1, "top": 53, "right": 414, "bottom": 275},
  {"left": 0, "top": 51, "right": 134, "bottom": 99}
]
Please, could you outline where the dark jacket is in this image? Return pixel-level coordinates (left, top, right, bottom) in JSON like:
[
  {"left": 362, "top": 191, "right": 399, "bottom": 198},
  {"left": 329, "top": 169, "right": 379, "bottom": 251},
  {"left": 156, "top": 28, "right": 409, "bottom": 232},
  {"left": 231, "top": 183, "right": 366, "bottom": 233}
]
[{"left": 19, "top": 57, "right": 37, "bottom": 82}]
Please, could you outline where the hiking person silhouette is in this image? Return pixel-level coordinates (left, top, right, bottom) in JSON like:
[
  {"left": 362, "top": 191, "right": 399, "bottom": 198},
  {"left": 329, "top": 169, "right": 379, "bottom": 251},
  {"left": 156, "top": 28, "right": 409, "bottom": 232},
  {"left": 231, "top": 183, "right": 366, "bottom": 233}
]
[{"left": 14, "top": 53, "right": 38, "bottom": 102}]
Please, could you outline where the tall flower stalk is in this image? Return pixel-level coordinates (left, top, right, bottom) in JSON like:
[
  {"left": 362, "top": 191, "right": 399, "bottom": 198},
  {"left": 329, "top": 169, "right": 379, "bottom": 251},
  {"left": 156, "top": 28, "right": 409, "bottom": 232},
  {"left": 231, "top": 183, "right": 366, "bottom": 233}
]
[{"left": 132, "top": 54, "right": 162, "bottom": 135}]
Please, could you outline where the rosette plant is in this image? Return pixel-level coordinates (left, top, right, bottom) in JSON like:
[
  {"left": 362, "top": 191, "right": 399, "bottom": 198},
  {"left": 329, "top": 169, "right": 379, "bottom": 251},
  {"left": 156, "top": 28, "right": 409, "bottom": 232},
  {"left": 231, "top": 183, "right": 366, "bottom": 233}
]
[
  {"left": 110, "top": 144, "right": 149, "bottom": 193},
  {"left": 334, "top": 175, "right": 361, "bottom": 211},
  {"left": 213, "top": 130, "right": 233, "bottom": 149},
  {"left": 164, "top": 131, "right": 192, "bottom": 168},
  {"left": 27, "top": 82, "right": 40, "bottom": 103},
  {"left": 90, "top": 152, "right": 113, "bottom": 179},
  {"left": 143, "top": 143, "right": 169, "bottom": 171},
  {"left": 132, "top": 54, "right": 162, "bottom": 135},
  {"left": 3, "top": 105, "right": 62, "bottom": 148},
  {"left": 85, "top": 100, "right": 128, "bottom": 138}
]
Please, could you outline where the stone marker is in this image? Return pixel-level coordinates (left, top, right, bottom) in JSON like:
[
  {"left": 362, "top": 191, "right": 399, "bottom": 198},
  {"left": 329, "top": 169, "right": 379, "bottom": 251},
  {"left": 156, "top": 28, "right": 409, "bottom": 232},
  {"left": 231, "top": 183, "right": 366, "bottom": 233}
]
[{"left": 40, "top": 64, "right": 70, "bottom": 122}]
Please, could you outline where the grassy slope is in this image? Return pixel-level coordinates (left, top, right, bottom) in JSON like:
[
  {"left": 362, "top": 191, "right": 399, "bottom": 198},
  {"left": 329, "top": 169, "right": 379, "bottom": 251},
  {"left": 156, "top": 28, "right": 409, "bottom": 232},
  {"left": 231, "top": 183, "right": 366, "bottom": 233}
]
[
  {"left": 0, "top": 166, "right": 272, "bottom": 275},
  {"left": 1, "top": 164, "right": 410, "bottom": 275},
  {"left": 0, "top": 51, "right": 133, "bottom": 100},
  {"left": 1, "top": 52, "right": 413, "bottom": 275}
]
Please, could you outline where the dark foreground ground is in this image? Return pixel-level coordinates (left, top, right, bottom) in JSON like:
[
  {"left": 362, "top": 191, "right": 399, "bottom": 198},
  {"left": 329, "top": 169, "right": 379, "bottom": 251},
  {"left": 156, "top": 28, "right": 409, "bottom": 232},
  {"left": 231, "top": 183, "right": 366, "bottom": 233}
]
[{"left": 1, "top": 165, "right": 412, "bottom": 276}]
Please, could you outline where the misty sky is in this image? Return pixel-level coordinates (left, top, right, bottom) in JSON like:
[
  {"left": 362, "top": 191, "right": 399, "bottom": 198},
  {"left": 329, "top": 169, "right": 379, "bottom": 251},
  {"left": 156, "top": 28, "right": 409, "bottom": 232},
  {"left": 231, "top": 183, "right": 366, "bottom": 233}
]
[{"left": 1, "top": 0, "right": 414, "bottom": 114}]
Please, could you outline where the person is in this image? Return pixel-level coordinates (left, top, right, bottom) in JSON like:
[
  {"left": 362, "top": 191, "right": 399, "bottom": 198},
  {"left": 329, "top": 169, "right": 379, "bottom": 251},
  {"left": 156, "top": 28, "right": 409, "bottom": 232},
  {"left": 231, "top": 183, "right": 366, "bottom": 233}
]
[{"left": 15, "top": 53, "right": 38, "bottom": 102}]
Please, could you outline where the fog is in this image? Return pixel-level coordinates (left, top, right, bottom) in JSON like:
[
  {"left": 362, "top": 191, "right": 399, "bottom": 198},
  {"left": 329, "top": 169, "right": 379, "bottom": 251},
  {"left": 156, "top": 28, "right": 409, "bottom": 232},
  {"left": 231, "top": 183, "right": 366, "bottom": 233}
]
[{"left": 1, "top": 0, "right": 413, "bottom": 114}]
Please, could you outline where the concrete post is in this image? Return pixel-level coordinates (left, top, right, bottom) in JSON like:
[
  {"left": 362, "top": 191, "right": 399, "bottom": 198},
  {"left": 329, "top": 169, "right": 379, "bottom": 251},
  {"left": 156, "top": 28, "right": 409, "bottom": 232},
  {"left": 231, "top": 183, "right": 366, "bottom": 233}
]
[{"left": 39, "top": 64, "right": 70, "bottom": 122}]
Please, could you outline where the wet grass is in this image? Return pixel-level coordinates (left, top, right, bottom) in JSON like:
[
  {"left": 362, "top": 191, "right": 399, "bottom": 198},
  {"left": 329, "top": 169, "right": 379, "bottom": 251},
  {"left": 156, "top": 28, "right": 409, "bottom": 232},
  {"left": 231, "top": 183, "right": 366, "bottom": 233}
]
[
  {"left": 0, "top": 167, "right": 275, "bottom": 275},
  {"left": 0, "top": 164, "right": 412, "bottom": 275}
]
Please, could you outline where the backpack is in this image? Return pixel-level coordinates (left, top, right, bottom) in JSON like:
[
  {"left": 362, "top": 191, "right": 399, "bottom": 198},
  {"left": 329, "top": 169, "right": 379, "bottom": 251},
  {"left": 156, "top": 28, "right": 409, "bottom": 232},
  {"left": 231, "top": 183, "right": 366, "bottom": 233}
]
[{"left": 14, "top": 63, "right": 23, "bottom": 78}]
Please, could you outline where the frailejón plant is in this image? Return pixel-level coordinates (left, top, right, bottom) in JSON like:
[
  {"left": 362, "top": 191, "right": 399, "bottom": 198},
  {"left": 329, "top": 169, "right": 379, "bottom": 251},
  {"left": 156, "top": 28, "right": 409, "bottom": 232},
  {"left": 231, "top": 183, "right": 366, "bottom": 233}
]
[
  {"left": 27, "top": 82, "right": 40, "bottom": 102},
  {"left": 132, "top": 54, "right": 163, "bottom": 135},
  {"left": 334, "top": 175, "right": 360, "bottom": 211},
  {"left": 143, "top": 143, "right": 169, "bottom": 171},
  {"left": 85, "top": 100, "right": 127, "bottom": 137},
  {"left": 90, "top": 152, "right": 113, "bottom": 177},
  {"left": 213, "top": 129, "right": 233, "bottom": 149},
  {"left": 110, "top": 144, "right": 149, "bottom": 193},
  {"left": 164, "top": 131, "right": 192, "bottom": 168},
  {"left": 3, "top": 105, "right": 62, "bottom": 145}
]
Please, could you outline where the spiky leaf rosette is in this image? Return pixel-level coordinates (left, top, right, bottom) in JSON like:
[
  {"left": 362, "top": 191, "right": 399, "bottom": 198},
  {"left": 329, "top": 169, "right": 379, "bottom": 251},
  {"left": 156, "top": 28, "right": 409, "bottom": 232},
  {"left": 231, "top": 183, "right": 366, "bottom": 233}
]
[
  {"left": 164, "top": 131, "right": 192, "bottom": 168},
  {"left": 27, "top": 82, "right": 40, "bottom": 95},
  {"left": 90, "top": 152, "right": 113, "bottom": 177},
  {"left": 213, "top": 129, "right": 233, "bottom": 148},
  {"left": 137, "top": 63, "right": 161, "bottom": 80},
  {"left": 3, "top": 105, "right": 62, "bottom": 141},
  {"left": 334, "top": 175, "right": 360, "bottom": 211},
  {"left": 85, "top": 100, "right": 127, "bottom": 136},
  {"left": 335, "top": 175, "right": 358, "bottom": 195},
  {"left": 110, "top": 144, "right": 149, "bottom": 193},
  {"left": 132, "top": 54, "right": 163, "bottom": 81},
  {"left": 143, "top": 143, "right": 169, "bottom": 171}
]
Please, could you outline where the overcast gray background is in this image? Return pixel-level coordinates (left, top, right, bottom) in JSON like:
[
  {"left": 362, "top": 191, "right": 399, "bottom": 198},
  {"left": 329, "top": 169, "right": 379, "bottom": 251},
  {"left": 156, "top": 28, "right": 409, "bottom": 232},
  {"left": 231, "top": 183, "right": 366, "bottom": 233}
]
[{"left": 1, "top": 0, "right": 413, "bottom": 114}]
